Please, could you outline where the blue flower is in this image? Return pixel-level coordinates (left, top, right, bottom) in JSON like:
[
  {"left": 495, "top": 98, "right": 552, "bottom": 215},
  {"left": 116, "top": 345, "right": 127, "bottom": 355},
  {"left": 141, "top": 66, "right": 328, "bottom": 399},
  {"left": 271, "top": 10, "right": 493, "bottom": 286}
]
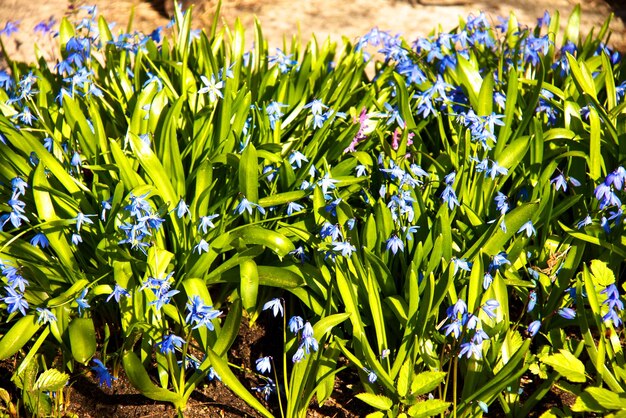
[
  {"left": 558, "top": 307, "right": 576, "bottom": 320},
  {"left": 198, "top": 75, "right": 224, "bottom": 103},
  {"left": 481, "top": 300, "right": 499, "bottom": 319},
  {"left": 527, "top": 290, "right": 537, "bottom": 312},
  {"left": 36, "top": 307, "right": 56, "bottom": 324},
  {"left": 262, "top": 298, "right": 284, "bottom": 317},
  {"left": 73, "top": 212, "right": 95, "bottom": 233},
  {"left": 288, "top": 151, "right": 308, "bottom": 169},
  {"left": 76, "top": 288, "right": 90, "bottom": 314},
  {"left": 286, "top": 201, "right": 304, "bottom": 215},
  {"left": 234, "top": 197, "right": 266, "bottom": 216},
  {"left": 252, "top": 378, "right": 276, "bottom": 400},
  {"left": 106, "top": 284, "right": 130, "bottom": 303},
  {"left": 30, "top": 233, "right": 49, "bottom": 249},
  {"left": 363, "top": 367, "right": 378, "bottom": 383},
  {"left": 194, "top": 239, "right": 210, "bottom": 254},
  {"left": 528, "top": 320, "right": 541, "bottom": 337},
  {"left": 576, "top": 215, "right": 592, "bottom": 229},
  {"left": 452, "top": 258, "right": 472, "bottom": 275},
  {"left": 268, "top": 48, "right": 297, "bottom": 73},
  {"left": 517, "top": 221, "right": 536, "bottom": 237},
  {"left": 185, "top": 296, "right": 222, "bottom": 330},
  {"left": 175, "top": 199, "right": 190, "bottom": 219},
  {"left": 157, "top": 333, "right": 186, "bottom": 355},
  {"left": 289, "top": 316, "right": 304, "bottom": 334},
  {"left": 198, "top": 214, "right": 219, "bottom": 234},
  {"left": 332, "top": 241, "right": 356, "bottom": 258},
  {"left": 3, "top": 286, "right": 28, "bottom": 315},
  {"left": 91, "top": 359, "right": 115, "bottom": 388},
  {"left": 0, "top": 21, "right": 19, "bottom": 37},
  {"left": 385, "top": 234, "right": 404, "bottom": 255},
  {"left": 255, "top": 356, "right": 272, "bottom": 374}
]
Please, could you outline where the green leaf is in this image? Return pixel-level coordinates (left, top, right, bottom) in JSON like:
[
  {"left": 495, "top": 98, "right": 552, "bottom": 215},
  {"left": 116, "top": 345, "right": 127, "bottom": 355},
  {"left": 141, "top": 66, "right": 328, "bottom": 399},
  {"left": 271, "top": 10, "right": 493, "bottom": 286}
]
[
  {"left": 33, "top": 369, "right": 69, "bottom": 392},
  {"left": 239, "top": 143, "right": 259, "bottom": 204},
  {"left": 407, "top": 399, "right": 451, "bottom": 418},
  {"left": 589, "top": 259, "right": 616, "bottom": 286},
  {"left": 397, "top": 359, "right": 410, "bottom": 398},
  {"left": 122, "top": 351, "right": 184, "bottom": 409},
  {"left": 205, "top": 347, "right": 273, "bottom": 418},
  {"left": 355, "top": 393, "right": 393, "bottom": 411},
  {"left": 541, "top": 349, "right": 586, "bottom": 383},
  {"left": 584, "top": 387, "right": 626, "bottom": 410},
  {"left": 411, "top": 371, "right": 447, "bottom": 397},
  {"left": 0, "top": 315, "right": 41, "bottom": 360},
  {"left": 240, "top": 259, "right": 259, "bottom": 313},
  {"left": 68, "top": 317, "right": 96, "bottom": 364}
]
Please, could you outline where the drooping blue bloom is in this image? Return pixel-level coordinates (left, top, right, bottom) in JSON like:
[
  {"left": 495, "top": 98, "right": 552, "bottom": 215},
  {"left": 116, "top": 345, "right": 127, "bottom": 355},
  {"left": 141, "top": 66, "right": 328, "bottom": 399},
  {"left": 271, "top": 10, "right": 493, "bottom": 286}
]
[
  {"left": 528, "top": 320, "right": 541, "bottom": 337},
  {"left": 149, "top": 286, "right": 180, "bottom": 312},
  {"left": 478, "top": 401, "right": 489, "bottom": 414},
  {"left": 528, "top": 290, "right": 537, "bottom": 312},
  {"left": 73, "top": 212, "right": 95, "bottom": 233},
  {"left": 286, "top": 201, "right": 304, "bottom": 215},
  {"left": 107, "top": 284, "right": 130, "bottom": 303},
  {"left": 71, "top": 233, "right": 83, "bottom": 246},
  {"left": 289, "top": 246, "right": 309, "bottom": 264},
  {"left": 301, "top": 322, "right": 319, "bottom": 354},
  {"left": 481, "top": 300, "right": 499, "bottom": 319},
  {"left": 36, "top": 307, "right": 57, "bottom": 324},
  {"left": 517, "top": 221, "right": 536, "bottom": 237},
  {"left": 441, "top": 185, "right": 460, "bottom": 209},
  {"left": 483, "top": 272, "right": 493, "bottom": 290},
  {"left": 292, "top": 347, "right": 305, "bottom": 363},
  {"left": 91, "top": 359, "right": 115, "bottom": 388},
  {"left": 289, "top": 316, "right": 304, "bottom": 334},
  {"left": 266, "top": 102, "right": 288, "bottom": 130},
  {"left": 363, "top": 367, "right": 378, "bottom": 383},
  {"left": 558, "top": 307, "right": 576, "bottom": 320},
  {"left": 157, "top": 333, "right": 186, "bottom": 355},
  {"left": 255, "top": 356, "right": 272, "bottom": 374},
  {"left": 443, "top": 319, "right": 462, "bottom": 339},
  {"left": 198, "top": 214, "right": 219, "bottom": 234},
  {"left": 194, "top": 239, "right": 210, "bottom": 254},
  {"left": 320, "top": 222, "right": 343, "bottom": 241},
  {"left": 494, "top": 192, "right": 509, "bottom": 215},
  {"left": 175, "top": 199, "right": 190, "bottom": 218},
  {"left": 262, "top": 298, "right": 284, "bottom": 317},
  {"left": 234, "top": 197, "right": 266, "bottom": 216},
  {"left": 252, "top": 378, "right": 276, "bottom": 400},
  {"left": 30, "top": 233, "right": 49, "bottom": 249},
  {"left": 100, "top": 198, "right": 112, "bottom": 221},
  {"left": 76, "top": 288, "right": 90, "bottom": 314},
  {"left": 459, "top": 338, "right": 483, "bottom": 359},
  {"left": 452, "top": 258, "right": 472, "bottom": 275}
]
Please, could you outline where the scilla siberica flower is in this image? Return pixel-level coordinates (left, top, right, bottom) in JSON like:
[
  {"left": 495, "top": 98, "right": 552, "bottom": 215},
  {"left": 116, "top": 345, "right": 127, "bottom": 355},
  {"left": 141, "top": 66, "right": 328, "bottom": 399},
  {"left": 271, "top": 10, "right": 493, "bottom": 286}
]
[
  {"left": 91, "top": 359, "right": 115, "bottom": 388},
  {"left": 262, "top": 298, "right": 283, "bottom": 317},
  {"left": 255, "top": 356, "right": 272, "bottom": 374},
  {"left": 185, "top": 296, "right": 221, "bottom": 330},
  {"left": 157, "top": 333, "right": 186, "bottom": 354}
]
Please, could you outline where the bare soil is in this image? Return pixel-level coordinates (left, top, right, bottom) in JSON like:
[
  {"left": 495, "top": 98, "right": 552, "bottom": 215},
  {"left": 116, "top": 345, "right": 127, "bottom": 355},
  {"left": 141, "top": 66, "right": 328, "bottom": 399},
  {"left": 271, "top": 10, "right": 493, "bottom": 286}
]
[{"left": 0, "top": 0, "right": 625, "bottom": 65}]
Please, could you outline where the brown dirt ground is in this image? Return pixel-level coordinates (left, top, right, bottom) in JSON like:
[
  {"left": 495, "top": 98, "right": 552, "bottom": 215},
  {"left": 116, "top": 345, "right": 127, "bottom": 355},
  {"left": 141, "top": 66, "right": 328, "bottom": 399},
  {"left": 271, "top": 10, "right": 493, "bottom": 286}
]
[{"left": 0, "top": 0, "right": 625, "bottom": 65}]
